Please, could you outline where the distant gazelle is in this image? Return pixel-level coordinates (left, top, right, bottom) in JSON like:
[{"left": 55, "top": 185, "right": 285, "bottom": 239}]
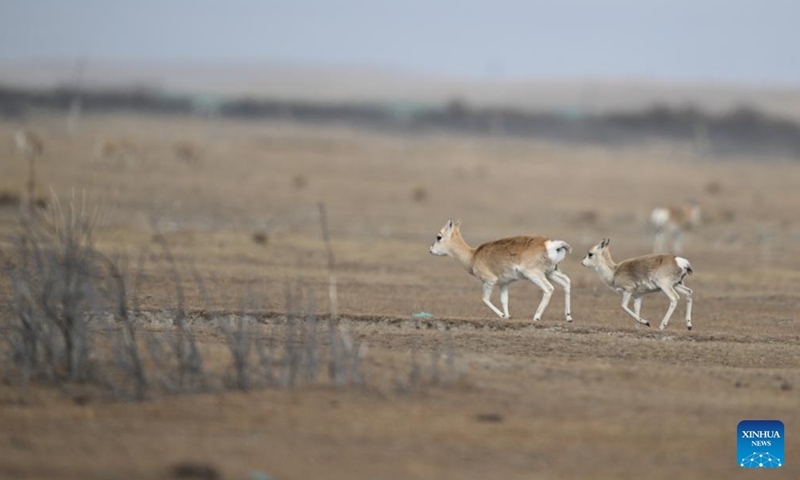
[
  {"left": 581, "top": 238, "right": 694, "bottom": 330},
  {"left": 650, "top": 201, "right": 701, "bottom": 253},
  {"left": 172, "top": 140, "right": 202, "bottom": 163},
  {"left": 14, "top": 129, "right": 44, "bottom": 205},
  {"left": 429, "top": 219, "right": 573, "bottom": 322},
  {"left": 94, "top": 138, "right": 141, "bottom": 165}
]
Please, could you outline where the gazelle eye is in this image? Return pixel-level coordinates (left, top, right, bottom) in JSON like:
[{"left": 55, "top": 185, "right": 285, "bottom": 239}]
[
  {"left": 436, "top": 234, "right": 442, "bottom": 241},
  {"left": 588, "top": 253, "right": 594, "bottom": 258}
]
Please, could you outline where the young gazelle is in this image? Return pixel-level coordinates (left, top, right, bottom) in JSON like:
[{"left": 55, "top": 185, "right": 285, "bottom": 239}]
[
  {"left": 650, "top": 201, "right": 701, "bottom": 253},
  {"left": 581, "top": 238, "right": 694, "bottom": 330},
  {"left": 429, "top": 219, "right": 573, "bottom": 322}
]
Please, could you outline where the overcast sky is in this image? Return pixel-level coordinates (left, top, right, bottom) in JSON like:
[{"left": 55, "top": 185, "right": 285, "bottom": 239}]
[{"left": 1, "top": 0, "right": 798, "bottom": 85}]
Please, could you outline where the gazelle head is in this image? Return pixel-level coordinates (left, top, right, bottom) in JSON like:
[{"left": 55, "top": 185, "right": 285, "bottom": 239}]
[
  {"left": 581, "top": 238, "right": 610, "bottom": 268},
  {"left": 429, "top": 218, "right": 461, "bottom": 256}
]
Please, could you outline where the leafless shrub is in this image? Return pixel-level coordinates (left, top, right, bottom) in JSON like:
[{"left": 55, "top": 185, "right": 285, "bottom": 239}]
[
  {"left": 151, "top": 233, "right": 207, "bottom": 393},
  {"left": 396, "top": 332, "right": 464, "bottom": 394},
  {"left": 0, "top": 196, "right": 463, "bottom": 401},
  {"left": 302, "top": 295, "right": 320, "bottom": 384},
  {"left": 222, "top": 312, "right": 253, "bottom": 391},
  {"left": 326, "top": 321, "right": 367, "bottom": 388},
  {"left": 104, "top": 252, "right": 146, "bottom": 401},
  {"left": 1, "top": 193, "right": 104, "bottom": 387},
  {"left": 318, "top": 203, "right": 338, "bottom": 321},
  {"left": 220, "top": 284, "right": 260, "bottom": 391}
]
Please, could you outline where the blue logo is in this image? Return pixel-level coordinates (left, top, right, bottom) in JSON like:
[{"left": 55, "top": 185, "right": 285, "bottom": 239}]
[{"left": 738, "top": 420, "right": 784, "bottom": 468}]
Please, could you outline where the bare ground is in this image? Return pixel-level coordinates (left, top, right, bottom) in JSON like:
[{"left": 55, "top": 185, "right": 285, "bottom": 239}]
[{"left": 0, "top": 114, "right": 799, "bottom": 479}]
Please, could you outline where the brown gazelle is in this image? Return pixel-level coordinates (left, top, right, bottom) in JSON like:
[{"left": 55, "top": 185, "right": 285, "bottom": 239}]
[
  {"left": 650, "top": 201, "right": 701, "bottom": 253},
  {"left": 429, "top": 219, "right": 573, "bottom": 322},
  {"left": 581, "top": 238, "right": 694, "bottom": 330},
  {"left": 14, "top": 129, "right": 44, "bottom": 205},
  {"left": 94, "top": 138, "right": 141, "bottom": 165}
]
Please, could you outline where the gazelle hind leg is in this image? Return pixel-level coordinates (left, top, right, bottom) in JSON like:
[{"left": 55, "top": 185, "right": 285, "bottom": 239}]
[
  {"left": 500, "top": 283, "right": 510, "bottom": 319},
  {"left": 658, "top": 285, "right": 680, "bottom": 330},
  {"left": 547, "top": 269, "right": 573, "bottom": 322},
  {"left": 633, "top": 296, "right": 642, "bottom": 318},
  {"left": 523, "top": 271, "right": 554, "bottom": 322},
  {"left": 672, "top": 231, "right": 684, "bottom": 254},
  {"left": 653, "top": 231, "right": 665, "bottom": 253},
  {"left": 621, "top": 291, "right": 650, "bottom": 326},
  {"left": 482, "top": 281, "right": 505, "bottom": 318},
  {"left": 675, "top": 283, "right": 693, "bottom": 330}
]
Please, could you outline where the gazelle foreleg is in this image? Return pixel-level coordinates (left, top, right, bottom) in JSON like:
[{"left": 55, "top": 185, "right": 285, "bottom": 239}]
[
  {"left": 658, "top": 285, "right": 680, "bottom": 330},
  {"left": 621, "top": 291, "right": 650, "bottom": 326},
  {"left": 482, "top": 281, "right": 505, "bottom": 318},
  {"left": 499, "top": 283, "right": 510, "bottom": 319}
]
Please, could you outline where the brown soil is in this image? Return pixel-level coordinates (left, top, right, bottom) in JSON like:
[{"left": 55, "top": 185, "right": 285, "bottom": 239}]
[{"left": 0, "top": 114, "right": 798, "bottom": 479}]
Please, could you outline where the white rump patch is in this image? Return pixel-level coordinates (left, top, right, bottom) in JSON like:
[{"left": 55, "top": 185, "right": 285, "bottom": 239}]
[
  {"left": 650, "top": 208, "right": 670, "bottom": 228},
  {"left": 675, "top": 257, "right": 692, "bottom": 272},
  {"left": 545, "top": 240, "right": 570, "bottom": 265}
]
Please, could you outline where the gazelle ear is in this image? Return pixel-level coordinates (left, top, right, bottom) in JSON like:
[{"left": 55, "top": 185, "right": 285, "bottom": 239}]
[
  {"left": 445, "top": 218, "right": 454, "bottom": 233},
  {"left": 600, "top": 238, "right": 609, "bottom": 248},
  {"left": 455, "top": 219, "right": 462, "bottom": 227}
]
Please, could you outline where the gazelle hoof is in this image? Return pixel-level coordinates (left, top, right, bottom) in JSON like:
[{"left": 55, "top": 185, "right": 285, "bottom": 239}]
[
  {"left": 566, "top": 316, "right": 573, "bottom": 323},
  {"left": 532, "top": 317, "right": 541, "bottom": 323},
  {"left": 644, "top": 321, "right": 651, "bottom": 327},
  {"left": 659, "top": 324, "right": 666, "bottom": 331},
  {"left": 687, "top": 324, "right": 693, "bottom": 331}
]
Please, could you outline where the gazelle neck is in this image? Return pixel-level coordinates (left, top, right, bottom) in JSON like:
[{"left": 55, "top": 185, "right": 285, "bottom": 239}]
[
  {"left": 448, "top": 229, "right": 476, "bottom": 273},
  {"left": 595, "top": 249, "right": 618, "bottom": 286}
]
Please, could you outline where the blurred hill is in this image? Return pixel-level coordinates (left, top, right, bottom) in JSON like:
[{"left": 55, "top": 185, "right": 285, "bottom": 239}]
[{"left": 2, "top": 60, "right": 800, "bottom": 121}]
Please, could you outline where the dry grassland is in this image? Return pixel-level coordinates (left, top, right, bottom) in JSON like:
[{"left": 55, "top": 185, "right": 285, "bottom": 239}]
[{"left": 0, "top": 113, "right": 799, "bottom": 479}]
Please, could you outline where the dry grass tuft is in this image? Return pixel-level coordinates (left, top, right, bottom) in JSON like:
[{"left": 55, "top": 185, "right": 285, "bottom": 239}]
[
  {"left": 292, "top": 174, "right": 309, "bottom": 190},
  {"left": 573, "top": 210, "right": 599, "bottom": 225},
  {"left": 411, "top": 186, "right": 428, "bottom": 203},
  {"left": 704, "top": 180, "right": 724, "bottom": 195},
  {"left": 252, "top": 231, "right": 269, "bottom": 245},
  {"left": 173, "top": 141, "right": 202, "bottom": 163},
  {"left": 169, "top": 462, "right": 220, "bottom": 480},
  {"left": 0, "top": 190, "right": 21, "bottom": 208}
]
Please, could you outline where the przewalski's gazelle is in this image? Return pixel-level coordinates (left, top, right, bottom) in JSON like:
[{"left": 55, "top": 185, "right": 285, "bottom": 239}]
[
  {"left": 94, "top": 138, "right": 141, "bottom": 166},
  {"left": 429, "top": 219, "right": 573, "bottom": 322},
  {"left": 650, "top": 201, "right": 701, "bottom": 253},
  {"left": 581, "top": 238, "right": 694, "bottom": 330}
]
